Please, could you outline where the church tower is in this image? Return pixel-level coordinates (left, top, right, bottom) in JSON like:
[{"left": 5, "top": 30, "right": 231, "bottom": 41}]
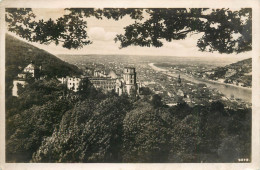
[
  {"left": 177, "top": 74, "right": 182, "bottom": 86},
  {"left": 123, "top": 67, "right": 137, "bottom": 95}
]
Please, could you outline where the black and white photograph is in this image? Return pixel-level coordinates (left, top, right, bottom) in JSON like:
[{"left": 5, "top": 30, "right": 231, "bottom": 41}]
[{"left": 1, "top": 0, "right": 260, "bottom": 169}]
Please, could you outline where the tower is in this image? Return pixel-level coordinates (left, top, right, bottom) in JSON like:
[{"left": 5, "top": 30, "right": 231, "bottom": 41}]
[
  {"left": 178, "top": 74, "right": 181, "bottom": 83},
  {"left": 177, "top": 74, "right": 182, "bottom": 86},
  {"left": 123, "top": 67, "right": 137, "bottom": 95}
]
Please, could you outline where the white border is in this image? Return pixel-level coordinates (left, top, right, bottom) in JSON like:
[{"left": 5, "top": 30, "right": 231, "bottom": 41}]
[{"left": 0, "top": 0, "right": 259, "bottom": 170}]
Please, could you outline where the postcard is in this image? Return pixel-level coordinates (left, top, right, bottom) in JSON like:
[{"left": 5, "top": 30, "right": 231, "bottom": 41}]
[{"left": 0, "top": 0, "right": 259, "bottom": 169}]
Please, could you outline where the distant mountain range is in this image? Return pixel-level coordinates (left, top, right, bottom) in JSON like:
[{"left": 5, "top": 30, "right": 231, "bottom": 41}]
[
  {"left": 5, "top": 34, "right": 82, "bottom": 96},
  {"left": 205, "top": 58, "right": 252, "bottom": 87}
]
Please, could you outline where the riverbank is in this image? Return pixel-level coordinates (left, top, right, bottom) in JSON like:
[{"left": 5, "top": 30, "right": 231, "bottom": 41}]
[
  {"left": 148, "top": 63, "right": 167, "bottom": 72},
  {"left": 201, "top": 78, "right": 252, "bottom": 91},
  {"left": 149, "top": 62, "right": 251, "bottom": 103},
  {"left": 150, "top": 63, "right": 251, "bottom": 91}
]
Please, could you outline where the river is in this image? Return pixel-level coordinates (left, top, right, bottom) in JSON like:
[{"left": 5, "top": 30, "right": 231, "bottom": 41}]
[{"left": 149, "top": 63, "right": 252, "bottom": 103}]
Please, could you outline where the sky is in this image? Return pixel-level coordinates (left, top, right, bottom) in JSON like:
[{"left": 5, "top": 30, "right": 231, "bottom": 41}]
[{"left": 7, "top": 8, "right": 251, "bottom": 59}]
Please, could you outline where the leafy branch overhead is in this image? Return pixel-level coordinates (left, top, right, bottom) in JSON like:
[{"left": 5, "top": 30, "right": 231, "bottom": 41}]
[{"left": 6, "top": 8, "right": 251, "bottom": 53}]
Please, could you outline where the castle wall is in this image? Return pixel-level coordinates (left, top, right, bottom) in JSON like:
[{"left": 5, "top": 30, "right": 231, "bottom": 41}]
[
  {"left": 115, "top": 79, "right": 125, "bottom": 96},
  {"left": 94, "top": 71, "right": 107, "bottom": 78},
  {"left": 59, "top": 67, "right": 138, "bottom": 96},
  {"left": 12, "top": 80, "right": 28, "bottom": 97},
  {"left": 89, "top": 78, "right": 117, "bottom": 92}
]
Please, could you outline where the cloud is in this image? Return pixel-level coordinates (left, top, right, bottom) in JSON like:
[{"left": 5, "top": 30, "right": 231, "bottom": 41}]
[{"left": 88, "top": 27, "right": 117, "bottom": 41}]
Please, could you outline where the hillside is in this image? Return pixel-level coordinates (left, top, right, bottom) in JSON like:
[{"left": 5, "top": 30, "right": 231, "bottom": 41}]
[
  {"left": 5, "top": 34, "right": 82, "bottom": 96},
  {"left": 207, "top": 58, "right": 252, "bottom": 87}
]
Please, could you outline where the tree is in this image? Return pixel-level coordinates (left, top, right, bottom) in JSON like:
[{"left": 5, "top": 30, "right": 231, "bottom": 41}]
[
  {"left": 169, "top": 114, "right": 202, "bottom": 162},
  {"left": 151, "top": 94, "right": 163, "bottom": 108},
  {"left": 6, "top": 8, "right": 251, "bottom": 53},
  {"left": 122, "top": 102, "right": 173, "bottom": 162},
  {"left": 210, "top": 101, "right": 225, "bottom": 114},
  {"left": 139, "top": 87, "right": 152, "bottom": 95},
  {"left": 6, "top": 100, "right": 71, "bottom": 162},
  {"left": 217, "top": 136, "right": 241, "bottom": 162},
  {"left": 32, "top": 96, "right": 132, "bottom": 163}
]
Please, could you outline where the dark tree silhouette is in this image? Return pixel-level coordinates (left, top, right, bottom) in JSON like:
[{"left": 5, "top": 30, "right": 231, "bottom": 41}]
[
  {"left": 6, "top": 8, "right": 91, "bottom": 49},
  {"left": 6, "top": 8, "right": 251, "bottom": 53},
  {"left": 151, "top": 94, "right": 163, "bottom": 108}
]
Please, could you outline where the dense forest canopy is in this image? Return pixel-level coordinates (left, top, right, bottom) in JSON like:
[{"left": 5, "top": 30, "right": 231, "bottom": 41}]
[{"left": 6, "top": 8, "right": 251, "bottom": 53}]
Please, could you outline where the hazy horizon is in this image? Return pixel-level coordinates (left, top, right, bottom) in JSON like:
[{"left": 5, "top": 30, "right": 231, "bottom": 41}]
[
  {"left": 57, "top": 53, "right": 252, "bottom": 59},
  {"left": 57, "top": 53, "right": 251, "bottom": 67}
]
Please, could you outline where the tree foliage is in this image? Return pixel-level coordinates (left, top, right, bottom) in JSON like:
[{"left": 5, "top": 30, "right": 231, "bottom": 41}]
[
  {"left": 6, "top": 8, "right": 251, "bottom": 53},
  {"left": 6, "top": 100, "right": 71, "bottom": 162},
  {"left": 151, "top": 94, "right": 163, "bottom": 108},
  {"left": 32, "top": 96, "right": 132, "bottom": 162},
  {"left": 5, "top": 75, "right": 251, "bottom": 163},
  {"left": 6, "top": 8, "right": 91, "bottom": 49}
]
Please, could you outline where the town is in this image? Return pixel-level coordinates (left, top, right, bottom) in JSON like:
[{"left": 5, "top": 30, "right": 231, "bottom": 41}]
[{"left": 58, "top": 55, "right": 251, "bottom": 109}]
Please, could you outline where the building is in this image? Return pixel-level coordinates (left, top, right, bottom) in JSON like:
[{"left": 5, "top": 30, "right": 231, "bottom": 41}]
[
  {"left": 115, "top": 79, "right": 124, "bottom": 96},
  {"left": 58, "top": 77, "right": 67, "bottom": 84},
  {"left": 93, "top": 70, "right": 118, "bottom": 79},
  {"left": 94, "top": 70, "right": 107, "bottom": 77},
  {"left": 89, "top": 77, "right": 117, "bottom": 92},
  {"left": 107, "top": 70, "right": 118, "bottom": 79},
  {"left": 123, "top": 67, "right": 138, "bottom": 95},
  {"left": 177, "top": 89, "right": 184, "bottom": 97},
  {"left": 12, "top": 61, "right": 41, "bottom": 97},
  {"left": 89, "top": 67, "right": 138, "bottom": 96},
  {"left": 67, "top": 76, "right": 83, "bottom": 92},
  {"left": 23, "top": 61, "right": 40, "bottom": 78},
  {"left": 58, "top": 67, "right": 139, "bottom": 96},
  {"left": 58, "top": 76, "right": 84, "bottom": 92},
  {"left": 12, "top": 79, "right": 27, "bottom": 97}
]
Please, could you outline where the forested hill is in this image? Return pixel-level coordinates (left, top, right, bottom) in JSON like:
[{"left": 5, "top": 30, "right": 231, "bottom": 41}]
[
  {"left": 5, "top": 34, "right": 82, "bottom": 96},
  {"left": 207, "top": 58, "right": 252, "bottom": 87}
]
